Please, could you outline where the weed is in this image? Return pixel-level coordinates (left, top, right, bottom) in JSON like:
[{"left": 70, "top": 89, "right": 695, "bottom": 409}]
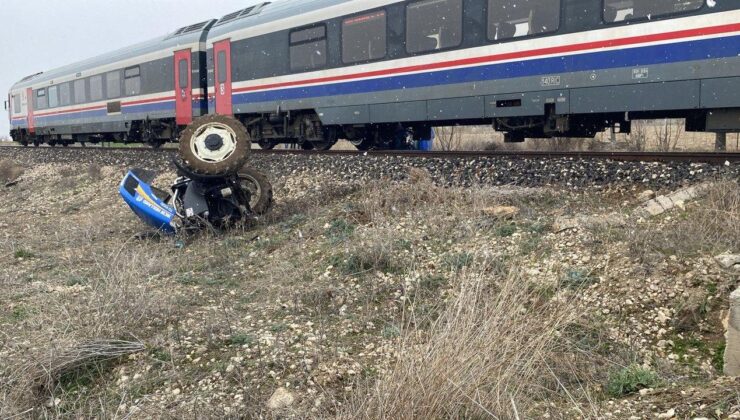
[
  {"left": 0, "top": 159, "right": 24, "bottom": 183},
  {"left": 712, "top": 342, "right": 726, "bottom": 372},
  {"left": 227, "top": 333, "right": 255, "bottom": 346},
  {"left": 149, "top": 347, "right": 172, "bottom": 363},
  {"left": 86, "top": 164, "right": 102, "bottom": 180},
  {"left": 561, "top": 269, "right": 598, "bottom": 289},
  {"left": 270, "top": 323, "right": 287, "bottom": 333},
  {"left": 606, "top": 364, "right": 661, "bottom": 397},
  {"left": 13, "top": 249, "right": 34, "bottom": 259},
  {"left": 443, "top": 252, "right": 475, "bottom": 271},
  {"left": 419, "top": 274, "right": 447, "bottom": 294},
  {"left": 65, "top": 276, "right": 87, "bottom": 287},
  {"left": 11, "top": 306, "right": 30, "bottom": 321},
  {"left": 495, "top": 223, "right": 517, "bottom": 237},
  {"left": 326, "top": 218, "right": 355, "bottom": 245},
  {"left": 381, "top": 324, "right": 401, "bottom": 339}
]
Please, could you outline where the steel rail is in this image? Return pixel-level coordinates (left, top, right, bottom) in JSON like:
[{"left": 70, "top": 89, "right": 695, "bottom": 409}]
[{"left": 1, "top": 145, "right": 738, "bottom": 164}]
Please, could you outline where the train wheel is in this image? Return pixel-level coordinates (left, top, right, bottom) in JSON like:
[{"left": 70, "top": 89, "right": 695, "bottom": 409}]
[
  {"left": 350, "top": 137, "right": 374, "bottom": 151},
  {"left": 179, "top": 115, "right": 251, "bottom": 175},
  {"left": 237, "top": 166, "right": 273, "bottom": 216},
  {"left": 257, "top": 139, "right": 279, "bottom": 150},
  {"left": 62, "top": 142, "right": 69, "bottom": 147},
  {"left": 310, "top": 141, "right": 335, "bottom": 151}
]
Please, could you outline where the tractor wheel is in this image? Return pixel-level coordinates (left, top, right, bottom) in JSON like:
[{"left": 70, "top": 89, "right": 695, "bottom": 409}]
[
  {"left": 237, "top": 166, "right": 273, "bottom": 216},
  {"left": 179, "top": 115, "right": 250, "bottom": 175}
]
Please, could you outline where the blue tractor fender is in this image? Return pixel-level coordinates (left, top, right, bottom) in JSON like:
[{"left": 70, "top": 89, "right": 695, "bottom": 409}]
[{"left": 119, "top": 170, "right": 177, "bottom": 233}]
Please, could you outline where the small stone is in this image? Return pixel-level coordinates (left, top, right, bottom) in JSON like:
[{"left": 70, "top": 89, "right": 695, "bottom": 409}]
[
  {"left": 638, "top": 190, "right": 656, "bottom": 201},
  {"left": 267, "top": 387, "right": 295, "bottom": 410},
  {"left": 657, "top": 408, "right": 676, "bottom": 419}
]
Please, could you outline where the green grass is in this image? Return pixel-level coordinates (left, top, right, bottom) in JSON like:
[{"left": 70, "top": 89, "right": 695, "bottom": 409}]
[
  {"left": 14, "top": 249, "right": 35, "bottom": 259},
  {"left": 443, "top": 252, "right": 475, "bottom": 271},
  {"left": 495, "top": 223, "right": 517, "bottom": 237},
  {"left": 606, "top": 364, "right": 661, "bottom": 397},
  {"left": 325, "top": 218, "right": 355, "bottom": 245},
  {"left": 561, "top": 269, "right": 598, "bottom": 289},
  {"left": 227, "top": 333, "right": 255, "bottom": 346}
]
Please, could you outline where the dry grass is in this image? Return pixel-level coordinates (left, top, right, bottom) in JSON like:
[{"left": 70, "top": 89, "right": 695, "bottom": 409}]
[
  {"left": 629, "top": 180, "right": 740, "bottom": 259},
  {"left": 342, "top": 262, "right": 595, "bottom": 419},
  {"left": 0, "top": 244, "right": 179, "bottom": 417},
  {"left": 0, "top": 159, "right": 24, "bottom": 183},
  {"left": 430, "top": 122, "right": 740, "bottom": 152}
]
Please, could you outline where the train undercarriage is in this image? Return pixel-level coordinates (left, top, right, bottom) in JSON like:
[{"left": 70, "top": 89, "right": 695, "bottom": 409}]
[{"left": 11, "top": 107, "right": 740, "bottom": 150}]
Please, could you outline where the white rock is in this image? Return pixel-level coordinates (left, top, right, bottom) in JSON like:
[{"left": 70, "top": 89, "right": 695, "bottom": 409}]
[
  {"left": 267, "top": 387, "right": 295, "bottom": 410},
  {"left": 657, "top": 408, "right": 675, "bottom": 418},
  {"left": 715, "top": 254, "right": 740, "bottom": 269},
  {"left": 638, "top": 190, "right": 656, "bottom": 202}
]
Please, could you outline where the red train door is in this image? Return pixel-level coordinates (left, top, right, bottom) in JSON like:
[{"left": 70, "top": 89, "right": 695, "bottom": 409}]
[
  {"left": 213, "top": 40, "right": 233, "bottom": 115},
  {"left": 174, "top": 49, "right": 193, "bottom": 125},
  {"left": 26, "top": 88, "right": 35, "bottom": 134}
]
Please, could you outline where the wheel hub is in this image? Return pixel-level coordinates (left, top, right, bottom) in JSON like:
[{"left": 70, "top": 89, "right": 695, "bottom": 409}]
[
  {"left": 205, "top": 134, "right": 224, "bottom": 151},
  {"left": 190, "top": 123, "right": 238, "bottom": 163}
]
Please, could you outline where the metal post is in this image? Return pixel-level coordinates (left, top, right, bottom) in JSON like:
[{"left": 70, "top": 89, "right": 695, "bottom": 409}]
[
  {"left": 610, "top": 126, "right": 617, "bottom": 146},
  {"left": 715, "top": 132, "right": 727, "bottom": 151}
]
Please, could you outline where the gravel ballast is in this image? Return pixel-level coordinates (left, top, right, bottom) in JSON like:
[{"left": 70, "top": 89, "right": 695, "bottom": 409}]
[{"left": 0, "top": 146, "right": 737, "bottom": 190}]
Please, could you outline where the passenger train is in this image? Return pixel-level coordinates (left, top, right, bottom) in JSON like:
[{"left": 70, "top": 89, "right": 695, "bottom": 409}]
[{"left": 6, "top": 0, "right": 740, "bottom": 150}]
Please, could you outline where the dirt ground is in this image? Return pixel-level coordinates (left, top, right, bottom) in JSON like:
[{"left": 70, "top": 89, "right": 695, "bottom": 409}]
[{"left": 0, "top": 157, "right": 738, "bottom": 418}]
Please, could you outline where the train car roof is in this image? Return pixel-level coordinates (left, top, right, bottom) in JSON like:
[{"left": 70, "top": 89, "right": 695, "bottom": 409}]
[
  {"left": 11, "top": 19, "right": 217, "bottom": 91},
  {"left": 207, "top": 0, "right": 383, "bottom": 42}
]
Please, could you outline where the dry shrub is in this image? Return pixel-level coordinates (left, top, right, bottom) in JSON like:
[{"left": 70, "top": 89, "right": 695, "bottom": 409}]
[
  {"left": 0, "top": 244, "right": 179, "bottom": 416},
  {"left": 629, "top": 180, "right": 740, "bottom": 259},
  {"left": 86, "top": 164, "right": 102, "bottom": 180},
  {"left": 0, "top": 159, "right": 24, "bottom": 183},
  {"left": 58, "top": 167, "right": 78, "bottom": 178},
  {"left": 343, "top": 262, "right": 593, "bottom": 419}
]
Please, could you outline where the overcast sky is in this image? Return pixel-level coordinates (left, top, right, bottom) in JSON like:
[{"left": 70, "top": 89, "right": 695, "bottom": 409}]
[{"left": 0, "top": 0, "right": 266, "bottom": 138}]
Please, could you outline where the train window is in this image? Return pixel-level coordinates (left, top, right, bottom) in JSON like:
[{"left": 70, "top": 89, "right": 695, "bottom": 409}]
[
  {"left": 406, "top": 0, "right": 463, "bottom": 54},
  {"left": 342, "top": 10, "right": 387, "bottom": 64},
  {"left": 179, "top": 59, "right": 189, "bottom": 88},
  {"left": 48, "top": 86, "right": 59, "bottom": 108},
  {"left": 107, "top": 71, "right": 121, "bottom": 99},
  {"left": 90, "top": 75, "right": 104, "bottom": 102},
  {"left": 36, "top": 89, "right": 47, "bottom": 110},
  {"left": 124, "top": 66, "right": 141, "bottom": 96},
  {"left": 217, "top": 51, "right": 227, "bottom": 83},
  {"left": 13, "top": 95, "right": 21, "bottom": 114},
  {"left": 290, "top": 25, "right": 327, "bottom": 72},
  {"left": 59, "top": 83, "right": 71, "bottom": 106},
  {"left": 604, "top": 0, "right": 703, "bottom": 23},
  {"left": 488, "top": 0, "right": 560, "bottom": 41},
  {"left": 73, "top": 79, "right": 86, "bottom": 104}
]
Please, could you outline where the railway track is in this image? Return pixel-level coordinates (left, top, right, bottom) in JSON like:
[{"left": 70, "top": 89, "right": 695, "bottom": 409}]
[{"left": 2, "top": 145, "right": 738, "bottom": 164}]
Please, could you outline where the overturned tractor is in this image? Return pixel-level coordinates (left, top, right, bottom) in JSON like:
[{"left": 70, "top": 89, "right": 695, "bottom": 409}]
[{"left": 120, "top": 115, "right": 272, "bottom": 233}]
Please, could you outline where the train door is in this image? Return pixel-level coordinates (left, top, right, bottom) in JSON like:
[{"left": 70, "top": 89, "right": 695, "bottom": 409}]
[
  {"left": 213, "top": 40, "right": 233, "bottom": 115},
  {"left": 25, "top": 88, "right": 34, "bottom": 134},
  {"left": 174, "top": 49, "right": 193, "bottom": 125}
]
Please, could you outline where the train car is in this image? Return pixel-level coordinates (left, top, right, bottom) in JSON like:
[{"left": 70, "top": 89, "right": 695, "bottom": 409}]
[
  {"left": 204, "top": 0, "right": 740, "bottom": 150},
  {"left": 7, "top": 20, "right": 215, "bottom": 147}
]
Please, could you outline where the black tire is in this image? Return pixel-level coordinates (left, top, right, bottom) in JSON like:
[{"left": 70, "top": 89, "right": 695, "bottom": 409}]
[
  {"left": 238, "top": 166, "right": 273, "bottom": 215},
  {"left": 179, "top": 115, "right": 251, "bottom": 176},
  {"left": 350, "top": 137, "right": 374, "bottom": 151},
  {"left": 310, "top": 141, "right": 335, "bottom": 151},
  {"left": 258, "top": 139, "right": 279, "bottom": 150}
]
